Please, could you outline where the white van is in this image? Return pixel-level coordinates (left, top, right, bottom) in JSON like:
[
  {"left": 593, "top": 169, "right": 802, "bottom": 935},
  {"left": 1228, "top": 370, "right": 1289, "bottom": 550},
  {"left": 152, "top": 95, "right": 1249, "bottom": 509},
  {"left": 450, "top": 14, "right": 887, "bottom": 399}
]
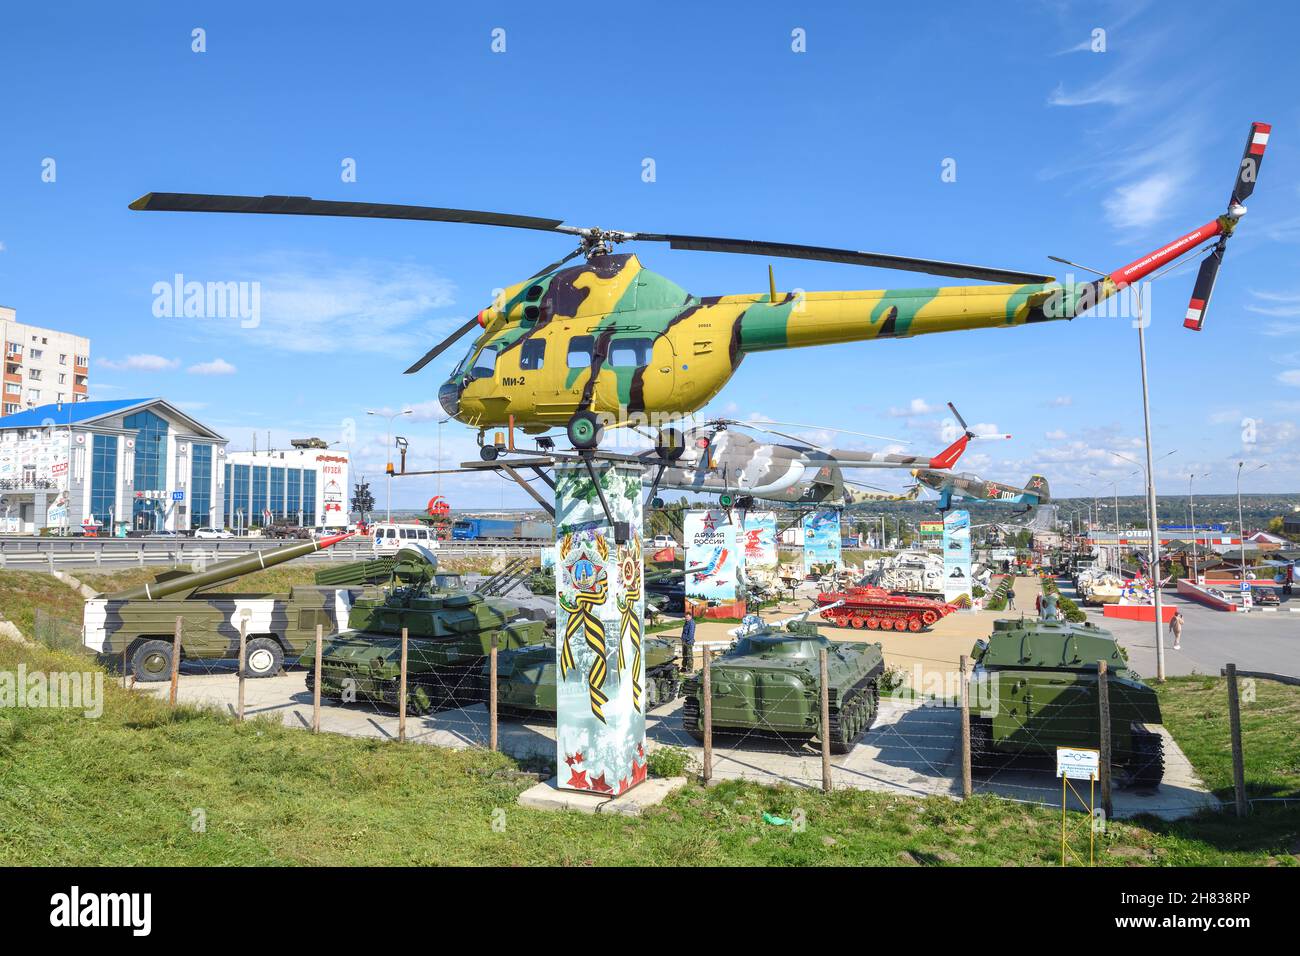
[{"left": 370, "top": 522, "right": 439, "bottom": 555}]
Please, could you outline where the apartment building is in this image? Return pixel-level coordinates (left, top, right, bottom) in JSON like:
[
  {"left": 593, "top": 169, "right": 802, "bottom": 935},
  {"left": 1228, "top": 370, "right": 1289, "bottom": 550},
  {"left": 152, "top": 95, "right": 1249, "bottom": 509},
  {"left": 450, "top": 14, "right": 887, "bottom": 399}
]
[{"left": 1, "top": 306, "right": 90, "bottom": 417}]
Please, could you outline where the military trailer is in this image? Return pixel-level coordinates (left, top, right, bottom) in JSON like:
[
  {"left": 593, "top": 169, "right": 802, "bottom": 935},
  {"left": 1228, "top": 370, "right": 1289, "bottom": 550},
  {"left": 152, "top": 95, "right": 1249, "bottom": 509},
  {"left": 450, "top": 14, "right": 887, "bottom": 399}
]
[
  {"left": 488, "top": 635, "right": 681, "bottom": 720},
  {"left": 968, "top": 614, "right": 1164, "bottom": 786},
  {"left": 681, "top": 605, "right": 884, "bottom": 754},
  {"left": 82, "top": 534, "right": 356, "bottom": 682},
  {"left": 301, "top": 546, "right": 550, "bottom": 715}
]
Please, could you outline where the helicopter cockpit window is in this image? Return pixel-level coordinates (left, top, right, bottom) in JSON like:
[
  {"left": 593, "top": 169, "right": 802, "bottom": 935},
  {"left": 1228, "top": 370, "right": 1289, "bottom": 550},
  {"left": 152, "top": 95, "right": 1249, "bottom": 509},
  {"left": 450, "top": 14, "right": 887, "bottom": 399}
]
[
  {"left": 566, "top": 335, "right": 594, "bottom": 369},
  {"left": 519, "top": 339, "right": 546, "bottom": 371},
  {"left": 469, "top": 345, "right": 498, "bottom": 380},
  {"left": 609, "top": 338, "right": 653, "bottom": 368}
]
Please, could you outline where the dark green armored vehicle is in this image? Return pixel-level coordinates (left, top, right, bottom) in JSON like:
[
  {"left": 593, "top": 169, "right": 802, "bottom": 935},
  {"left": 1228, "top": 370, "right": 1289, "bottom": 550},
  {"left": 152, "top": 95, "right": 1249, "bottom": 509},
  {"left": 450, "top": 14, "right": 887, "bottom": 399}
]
[
  {"left": 968, "top": 614, "right": 1164, "bottom": 786},
  {"left": 680, "top": 606, "right": 884, "bottom": 754},
  {"left": 487, "top": 635, "right": 681, "bottom": 720},
  {"left": 301, "top": 546, "right": 549, "bottom": 715}
]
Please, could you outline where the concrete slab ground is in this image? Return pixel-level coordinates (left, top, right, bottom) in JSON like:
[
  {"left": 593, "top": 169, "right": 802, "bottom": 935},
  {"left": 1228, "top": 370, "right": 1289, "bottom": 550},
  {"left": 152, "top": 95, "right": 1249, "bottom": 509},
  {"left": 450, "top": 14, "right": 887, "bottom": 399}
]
[
  {"left": 518, "top": 776, "right": 686, "bottom": 816},
  {"left": 139, "top": 655, "right": 1215, "bottom": 819}
]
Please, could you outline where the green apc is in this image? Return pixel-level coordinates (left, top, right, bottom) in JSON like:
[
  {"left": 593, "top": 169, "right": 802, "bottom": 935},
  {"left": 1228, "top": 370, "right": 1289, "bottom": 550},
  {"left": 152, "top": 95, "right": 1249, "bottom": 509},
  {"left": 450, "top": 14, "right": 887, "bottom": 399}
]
[
  {"left": 300, "top": 545, "right": 549, "bottom": 715},
  {"left": 967, "top": 609, "right": 1164, "bottom": 786},
  {"left": 681, "top": 602, "right": 884, "bottom": 754},
  {"left": 487, "top": 635, "right": 682, "bottom": 720},
  {"left": 82, "top": 533, "right": 358, "bottom": 682}
]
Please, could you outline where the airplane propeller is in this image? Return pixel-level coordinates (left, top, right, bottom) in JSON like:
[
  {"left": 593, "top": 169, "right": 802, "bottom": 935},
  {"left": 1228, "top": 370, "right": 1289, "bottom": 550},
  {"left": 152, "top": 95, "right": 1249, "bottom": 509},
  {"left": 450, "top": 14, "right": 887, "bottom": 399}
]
[
  {"left": 1183, "top": 122, "right": 1270, "bottom": 331},
  {"left": 129, "top": 190, "right": 1056, "bottom": 376}
]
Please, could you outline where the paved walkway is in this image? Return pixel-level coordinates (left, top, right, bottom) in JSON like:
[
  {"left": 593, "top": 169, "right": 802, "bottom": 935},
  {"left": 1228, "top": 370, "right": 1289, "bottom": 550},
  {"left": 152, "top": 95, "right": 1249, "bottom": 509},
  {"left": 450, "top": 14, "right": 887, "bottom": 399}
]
[{"left": 140, "top": 665, "right": 1214, "bottom": 819}]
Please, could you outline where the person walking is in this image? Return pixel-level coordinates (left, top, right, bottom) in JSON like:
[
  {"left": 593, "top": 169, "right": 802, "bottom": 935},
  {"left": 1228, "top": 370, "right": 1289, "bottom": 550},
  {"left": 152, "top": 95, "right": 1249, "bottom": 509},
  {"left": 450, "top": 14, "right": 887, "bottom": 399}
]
[
  {"left": 680, "top": 610, "right": 696, "bottom": 672},
  {"left": 1169, "top": 609, "right": 1184, "bottom": 651}
]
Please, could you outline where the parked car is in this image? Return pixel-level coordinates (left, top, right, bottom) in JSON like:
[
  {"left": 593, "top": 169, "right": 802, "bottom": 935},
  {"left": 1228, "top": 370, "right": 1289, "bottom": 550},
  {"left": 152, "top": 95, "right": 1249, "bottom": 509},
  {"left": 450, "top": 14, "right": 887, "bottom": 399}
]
[
  {"left": 193, "top": 527, "right": 233, "bottom": 539},
  {"left": 651, "top": 534, "right": 677, "bottom": 550}
]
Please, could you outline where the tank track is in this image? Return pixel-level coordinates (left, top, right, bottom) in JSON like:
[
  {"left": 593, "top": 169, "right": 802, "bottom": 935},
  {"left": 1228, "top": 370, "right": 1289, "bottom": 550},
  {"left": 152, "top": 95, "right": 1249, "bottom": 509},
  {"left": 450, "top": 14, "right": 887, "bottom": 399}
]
[
  {"left": 1125, "top": 725, "right": 1165, "bottom": 788},
  {"left": 824, "top": 667, "right": 882, "bottom": 755},
  {"left": 681, "top": 676, "right": 705, "bottom": 742}
]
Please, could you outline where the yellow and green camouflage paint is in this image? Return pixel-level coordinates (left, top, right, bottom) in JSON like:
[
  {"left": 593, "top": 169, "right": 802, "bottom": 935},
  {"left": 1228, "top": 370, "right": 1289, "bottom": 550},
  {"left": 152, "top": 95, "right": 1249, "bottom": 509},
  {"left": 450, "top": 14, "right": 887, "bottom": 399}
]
[{"left": 441, "top": 254, "right": 1101, "bottom": 432}]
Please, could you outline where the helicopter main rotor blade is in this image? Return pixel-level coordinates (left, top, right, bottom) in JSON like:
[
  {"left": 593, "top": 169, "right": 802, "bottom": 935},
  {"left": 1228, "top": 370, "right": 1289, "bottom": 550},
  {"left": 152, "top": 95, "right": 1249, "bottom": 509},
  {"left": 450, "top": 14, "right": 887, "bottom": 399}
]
[
  {"left": 747, "top": 419, "right": 911, "bottom": 445},
  {"left": 631, "top": 233, "right": 1054, "bottom": 285},
  {"left": 129, "top": 193, "right": 566, "bottom": 232},
  {"left": 404, "top": 316, "right": 482, "bottom": 375}
]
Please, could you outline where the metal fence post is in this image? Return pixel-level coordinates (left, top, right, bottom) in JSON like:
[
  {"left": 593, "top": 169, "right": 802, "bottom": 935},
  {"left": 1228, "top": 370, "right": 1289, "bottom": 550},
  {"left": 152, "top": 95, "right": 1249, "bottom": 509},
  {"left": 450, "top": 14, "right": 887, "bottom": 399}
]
[
  {"left": 1225, "top": 662, "right": 1248, "bottom": 817},
  {"left": 312, "top": 624, "right": 323, "bottom": 733},
  {"left": 819, "top": 647, "right": 832, "bottom": 793},
  {"left": 398, "top": 626, "right": 408, "bottom": 743},
  {"left": 960, "top": 654, "right": 972, "bottom": 798},
  {"left": 489, "top": 633, "right": 499, "bottom": 752},
  {"left": 237, "top": 617, "right": 248, "bottom": 721},
  {"left": 702, "top": 649, "right": 713, "bottom": 785},
  {"left": 169, "top": 615, "right": 182, "bottom": 707},
  {"left": 1098, "top": 659, "right": 1113, "bottom": 818}
]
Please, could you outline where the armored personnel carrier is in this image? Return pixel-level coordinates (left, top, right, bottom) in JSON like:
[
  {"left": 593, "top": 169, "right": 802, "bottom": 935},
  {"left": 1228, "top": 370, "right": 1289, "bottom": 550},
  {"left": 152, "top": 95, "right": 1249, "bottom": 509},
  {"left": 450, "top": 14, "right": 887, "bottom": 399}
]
[
  {"left": 680, "top": 605, "right": 884, "bottom": 754},
  {"left": 301, "top": 546, "right": 549, "bottom": 715},
  {"left": 816, "top": 584, "right": 957, "bottom": 632},
  {"left": 968, "top": 611, "right": 1164, "bottom": 786},
  {"left": 487, "top": 635, "right": 681, "bottom": 720},
  {"left": 83, "top": 534, "right": 356, "bottom": 681}
]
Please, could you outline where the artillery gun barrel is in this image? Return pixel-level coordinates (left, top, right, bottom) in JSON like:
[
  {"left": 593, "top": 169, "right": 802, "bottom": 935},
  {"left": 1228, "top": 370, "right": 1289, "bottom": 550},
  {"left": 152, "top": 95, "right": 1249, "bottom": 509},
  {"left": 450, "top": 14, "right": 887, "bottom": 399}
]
[{"left": 107, "top": 533, "right": 355, "bottom": 600}]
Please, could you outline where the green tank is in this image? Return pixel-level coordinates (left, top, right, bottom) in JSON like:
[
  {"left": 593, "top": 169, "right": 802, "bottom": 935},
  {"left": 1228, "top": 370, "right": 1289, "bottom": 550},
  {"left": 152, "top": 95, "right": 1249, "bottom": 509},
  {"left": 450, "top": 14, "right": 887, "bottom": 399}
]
[
  {"left": 680, "top": 604, "right": 885, "bottom": 754},
  {"left": 487, "top": 635, "right": 681, "bottom": 719},
  {"left": 300, "top": 546, "right": 549, "bottom": 715},
  {"left": 968, "top": 613, "right": 1164, "bottom": 786}
]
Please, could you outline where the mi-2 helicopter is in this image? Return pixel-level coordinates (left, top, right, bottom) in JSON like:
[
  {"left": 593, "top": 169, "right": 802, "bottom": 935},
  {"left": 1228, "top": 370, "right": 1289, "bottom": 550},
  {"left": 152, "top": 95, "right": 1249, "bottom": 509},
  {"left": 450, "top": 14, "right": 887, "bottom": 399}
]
[{"left": 128, "top": 123, "right": 1268, "bottom": 454}]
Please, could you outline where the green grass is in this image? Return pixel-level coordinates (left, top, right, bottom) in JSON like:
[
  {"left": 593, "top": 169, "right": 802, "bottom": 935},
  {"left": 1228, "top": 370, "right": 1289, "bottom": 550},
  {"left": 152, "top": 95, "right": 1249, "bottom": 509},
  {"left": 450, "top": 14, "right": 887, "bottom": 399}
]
[
  {"left": 0, "top": 570, "right": 87, "bottom": 638},
  {"left": 1, "top": 633, "right": 1297, "bottom": 866},
  {"left": 1156, "top": 676, "right": 1300, "bottom": 801}
]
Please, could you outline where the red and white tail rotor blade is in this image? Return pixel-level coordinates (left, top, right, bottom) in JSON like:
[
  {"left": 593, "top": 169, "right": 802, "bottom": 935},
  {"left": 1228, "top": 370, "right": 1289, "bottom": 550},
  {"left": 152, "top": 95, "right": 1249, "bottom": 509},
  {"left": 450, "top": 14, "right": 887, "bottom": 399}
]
[{"left": 1183, "top": 240, "right": 1226, "bottom": 332}]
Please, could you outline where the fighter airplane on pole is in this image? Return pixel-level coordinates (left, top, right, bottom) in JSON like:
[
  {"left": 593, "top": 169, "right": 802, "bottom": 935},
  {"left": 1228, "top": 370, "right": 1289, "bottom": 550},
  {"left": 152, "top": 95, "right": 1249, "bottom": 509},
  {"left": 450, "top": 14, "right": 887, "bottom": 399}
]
[{"left": 911, "top": 469, "right": 1051, "bottom": 514}]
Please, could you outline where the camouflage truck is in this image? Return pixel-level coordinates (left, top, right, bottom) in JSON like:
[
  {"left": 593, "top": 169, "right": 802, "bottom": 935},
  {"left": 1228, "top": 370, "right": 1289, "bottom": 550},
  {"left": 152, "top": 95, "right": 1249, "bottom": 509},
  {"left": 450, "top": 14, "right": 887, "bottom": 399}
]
[{"left": 82, "top": 534, "right": 357, "bottom": 681}]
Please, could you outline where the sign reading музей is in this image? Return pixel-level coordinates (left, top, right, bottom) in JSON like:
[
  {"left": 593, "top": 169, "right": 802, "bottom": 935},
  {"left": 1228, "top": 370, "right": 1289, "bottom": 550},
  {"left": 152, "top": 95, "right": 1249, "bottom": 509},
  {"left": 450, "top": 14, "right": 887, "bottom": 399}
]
[{"left": 553, "top": 463, "right": 647, "bottom": 796}]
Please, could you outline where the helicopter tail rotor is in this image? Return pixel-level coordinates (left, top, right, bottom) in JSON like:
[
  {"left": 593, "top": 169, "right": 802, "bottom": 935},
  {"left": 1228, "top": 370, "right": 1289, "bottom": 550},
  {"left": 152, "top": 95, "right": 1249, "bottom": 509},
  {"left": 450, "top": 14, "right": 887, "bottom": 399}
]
[{"left": 1184, "top": 122, "right": 1270, "bottom": 331}]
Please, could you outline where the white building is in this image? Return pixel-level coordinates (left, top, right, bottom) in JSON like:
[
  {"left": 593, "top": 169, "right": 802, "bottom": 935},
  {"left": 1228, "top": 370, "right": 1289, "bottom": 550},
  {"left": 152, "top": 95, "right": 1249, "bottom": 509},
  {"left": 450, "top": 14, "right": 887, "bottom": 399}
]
[
  {"left": 0, "top": 398, "right": 227, "bottom": 534},
  {"left": 1, "top": 307, "right": 90, "bottom": 417},
  {"left": 224, "top": 444, "right": 350, "bottom": 530}
]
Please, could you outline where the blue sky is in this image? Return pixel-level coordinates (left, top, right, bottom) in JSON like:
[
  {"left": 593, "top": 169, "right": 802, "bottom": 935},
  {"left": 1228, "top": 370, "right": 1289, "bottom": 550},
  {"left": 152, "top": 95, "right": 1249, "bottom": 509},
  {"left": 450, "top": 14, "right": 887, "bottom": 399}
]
[{"left": 2, "top": 0, "right": 1298, "bottom": 507}]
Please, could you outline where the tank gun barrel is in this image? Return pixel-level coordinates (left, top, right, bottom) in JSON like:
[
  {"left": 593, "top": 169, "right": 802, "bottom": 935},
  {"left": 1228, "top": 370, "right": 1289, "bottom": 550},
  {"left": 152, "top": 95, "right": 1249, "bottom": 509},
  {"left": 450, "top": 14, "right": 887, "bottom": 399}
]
[{"left": 108, "top": 533, "right": 354, "bottom": 600}]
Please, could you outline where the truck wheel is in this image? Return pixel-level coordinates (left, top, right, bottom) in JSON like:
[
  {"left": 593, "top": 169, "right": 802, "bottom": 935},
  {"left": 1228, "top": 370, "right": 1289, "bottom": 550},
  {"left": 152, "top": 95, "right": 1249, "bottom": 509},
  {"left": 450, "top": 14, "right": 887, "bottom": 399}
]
[
  {"left": 242, "top": 638, "right": 284, "bottom": 678},
  {"left": 130, "top": 640, "right": 174, "bottom": 682}
]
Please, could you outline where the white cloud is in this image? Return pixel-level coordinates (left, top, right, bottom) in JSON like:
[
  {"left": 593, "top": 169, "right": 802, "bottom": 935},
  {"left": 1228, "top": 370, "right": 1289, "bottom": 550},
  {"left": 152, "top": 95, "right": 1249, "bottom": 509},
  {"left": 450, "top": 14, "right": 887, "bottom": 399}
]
[
  {"left": 0, "top": 241, "right": 6, "bottom": 253},
  {"left": 1045, "top": 429, "right": 1068, "bottom": 440},
  {"left": 1102, "top": 172, "right": 1182, "bottom": 230},
  {"left": 1049, "top": 395, "right": 1073, "bottom": 407},
  {"left": 98, "top": 354, "right": 179, "bottom": 371},
  {"left": 187, "top": 358, "right": 237, "bottom": 375},
  {"left": 223, "top": 254, "right": 459, "bottom": 359},
  {"left": 1279, "top": 370, "right": 1300, "bottom": 387},
  {"left": 1047, "top": 79, "right": 1135, "bottom": 108},
  {"left": 888, "top": 398, "right": 937, "bottom": 418},
  {"left": 1245, "top": 289, "right": 1300, "bottom": 319}
]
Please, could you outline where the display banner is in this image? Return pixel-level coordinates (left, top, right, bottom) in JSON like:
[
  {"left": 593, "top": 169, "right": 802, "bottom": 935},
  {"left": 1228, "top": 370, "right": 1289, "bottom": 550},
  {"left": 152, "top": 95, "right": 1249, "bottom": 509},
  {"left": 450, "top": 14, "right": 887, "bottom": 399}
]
[
  {"left": 802, "top": 510, "right": 842, "bottom": 574},
  {"left": 741, "top": 511, "right": 778, "bottom": 571},
  {"left": 684, "top": 509, "right": 739, "bottom": 602},
  {"left": 942, "top": 509, "right": 973, "bottom": 605},
  {"left": 554, "top": 463, "right": 646, "bottom": 796},
  {"left": 919, "top": 520, "right": 943, "bottom": 537}
]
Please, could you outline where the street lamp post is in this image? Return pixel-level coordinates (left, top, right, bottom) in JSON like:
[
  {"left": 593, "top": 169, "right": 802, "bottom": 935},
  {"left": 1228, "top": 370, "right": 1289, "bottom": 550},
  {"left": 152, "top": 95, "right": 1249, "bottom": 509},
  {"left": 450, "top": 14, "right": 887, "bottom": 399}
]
[
  {"left": 367, "top": 408, "right": 412, "bottom": 524},
  {"left": 1111, "top": 448, "right": 1176, "bottom": 680},
  {"left": 1187, "top": 471, "right": 1210, "bottom": 583},
  {"left": 1236, "top": 462, "right": 1266, "bottom": 609}
]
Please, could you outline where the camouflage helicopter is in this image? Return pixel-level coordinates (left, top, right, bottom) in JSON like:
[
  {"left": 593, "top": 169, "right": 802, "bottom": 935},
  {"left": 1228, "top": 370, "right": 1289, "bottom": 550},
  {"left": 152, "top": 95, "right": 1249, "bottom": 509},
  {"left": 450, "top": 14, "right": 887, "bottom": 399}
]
[
  {"left": 128, "top": 122, "right": 1269, "bottom": 453},
  {"left": 633, "top": 405, "right": 997, "bottom": 507}
]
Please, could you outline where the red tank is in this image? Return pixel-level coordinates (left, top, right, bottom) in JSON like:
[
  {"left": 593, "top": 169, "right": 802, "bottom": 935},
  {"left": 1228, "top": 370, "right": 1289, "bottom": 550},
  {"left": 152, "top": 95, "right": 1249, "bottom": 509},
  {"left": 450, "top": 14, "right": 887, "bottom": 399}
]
[{"left": 816, "top": 585, "right": 958, "bottom": 633}]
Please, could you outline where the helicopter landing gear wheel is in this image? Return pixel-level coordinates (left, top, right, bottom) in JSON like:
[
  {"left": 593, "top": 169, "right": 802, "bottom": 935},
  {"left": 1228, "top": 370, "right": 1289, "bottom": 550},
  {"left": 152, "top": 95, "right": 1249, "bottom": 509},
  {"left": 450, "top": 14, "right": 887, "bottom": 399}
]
[
  {"left": 654, "top": 427, "right": 685, "bottom": 461},
  {"left": 479, "top": 445, "right": 499, "bottom": 461},
  {"left": 567, "top": 411, "right": 603, "bottom": 450}
]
